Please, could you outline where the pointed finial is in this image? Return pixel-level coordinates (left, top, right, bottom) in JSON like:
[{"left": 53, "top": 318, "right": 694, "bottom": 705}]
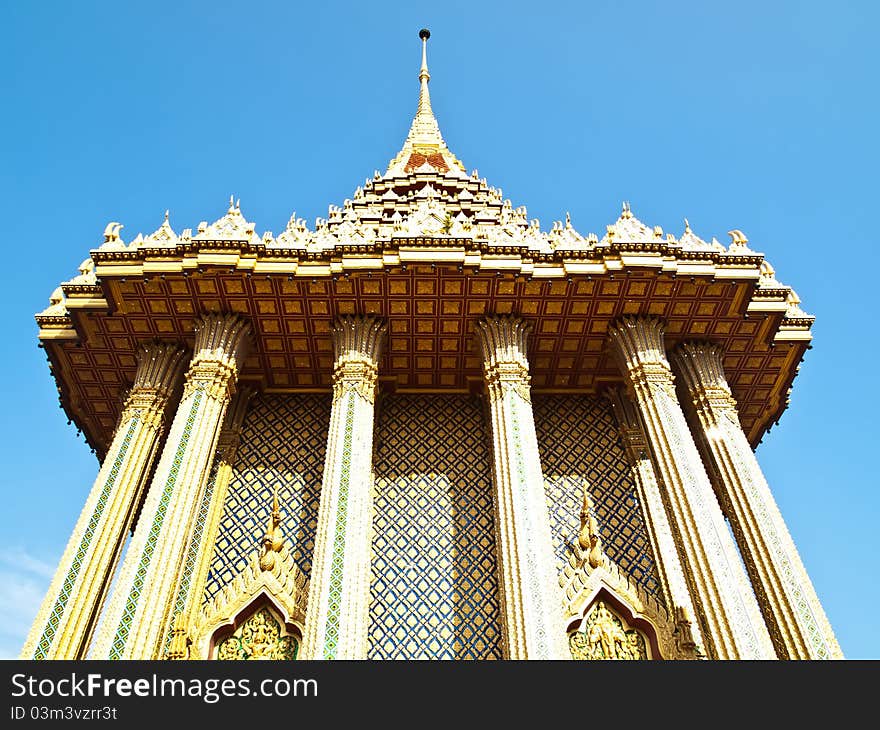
[
  {"left": 565, "top": 211, "right": 572, "bottom": 228},
  {"left": 417, "top": 28, "right": 433, "bottom": 117},
  {"left": 228, "top": 194, "right": 235, "bottom": 213},
  {"left": 621, "top": 201, "right": 632, "bottom": 219},
  {"left": 684, "top": 217, "right": 691, "bottom": 233},
  {"left": 259, "top": 486, "right": 284, "bottom": 570},
  {"left": 578, "top": 483, "right": 604, "bottom": 569},
  {"left": 164, "top": 209, "right": 170, "bottom": 223}
]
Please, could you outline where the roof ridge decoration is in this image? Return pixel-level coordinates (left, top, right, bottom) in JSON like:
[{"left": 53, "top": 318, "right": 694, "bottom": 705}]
[
  {"left": 384, "top": 29, "right": 466, "bottom": 177},
  {"left": 143, "top": 210, "right": 178, "bottom": 247},
  {"left": 193, "top": 195, "right": 260, "bottom": 244}
]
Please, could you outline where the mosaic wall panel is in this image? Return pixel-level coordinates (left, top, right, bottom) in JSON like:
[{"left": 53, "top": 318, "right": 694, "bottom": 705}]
[
  {"left": 201, "top": 394, "right": 330, "bottom": 604},
  {"left": 368, "top": 394, "right": 502, "bottom": 659},
  {"left": 533, "top": 395, "right": 663, "bottom": 603}
]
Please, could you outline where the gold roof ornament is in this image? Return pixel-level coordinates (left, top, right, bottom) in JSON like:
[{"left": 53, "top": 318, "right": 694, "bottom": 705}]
[
  {"left": 679, "top": 218, "right": 724, "bottom": 252},
  {"left": 578, "top": 485, "right": 604, "bottom": 570},
  {"left": 385, "top": 29, "right": 466, "bottom": 177},
  {"left": 143, "top": 210, "right": 178, "bottom": 246},
  {"left": 259, "top": 486, "right": 284, "bottom": 572},
  {"left": 192, "top": 195, "right": 260, "bottom": 244},
  {"left": 727, "top": 228, "right": 754, "bottom": 254}
]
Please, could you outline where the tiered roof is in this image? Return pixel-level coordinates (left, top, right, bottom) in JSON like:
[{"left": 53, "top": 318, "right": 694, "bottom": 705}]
[{"left": 36, "top": 30, "right": 813, "bottom": 456}]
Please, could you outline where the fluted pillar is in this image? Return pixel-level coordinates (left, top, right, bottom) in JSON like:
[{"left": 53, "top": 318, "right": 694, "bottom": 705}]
[
  {"left": 607, "top": 386, "right": 705, "bottom": 658},
  {"left": 607, "top": 316, "right": 775, "bottom": 659},
  {"left": 476, "top": 315, "right": 568, "bottom": 660},
  {"left": 22, "top": 342, "right": 186, "bottom": 659},
  {"left": 671, "top": 342, "right": 842, "bottom": 659},
  {"left": 91, "top": 314, "right": 251, "bottom": 659},
  {"left": 162, "top": 386, "right": 256, "bottom": 658},
  {"left": 303, "top": 316, "right": 385, "bottom": 660}
]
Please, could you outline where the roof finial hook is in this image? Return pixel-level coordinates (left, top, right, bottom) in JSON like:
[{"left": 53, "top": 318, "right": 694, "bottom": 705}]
[
  {"left": 228, "top": 194, "right": 235, "bottom": 213},
  {"left": 684, "top": 217, "right": 691, "bottom": 233}
]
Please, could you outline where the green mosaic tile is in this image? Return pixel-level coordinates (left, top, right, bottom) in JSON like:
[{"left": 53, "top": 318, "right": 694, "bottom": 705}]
[{"left": 33, "top": 415, "right": 139, "bottom": 659}]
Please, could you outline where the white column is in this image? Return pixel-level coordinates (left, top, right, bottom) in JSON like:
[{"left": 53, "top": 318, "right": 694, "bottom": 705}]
[
  {"left": 671, "top": 342, "right": 842, "bottom": 659},
  {"left": 162, "top": 386, "right": 256, "bottom": 658},
  {"left": 22, "top": 342, "right": 186, "bottom": 659},
  {"left": 607, "top": 315, "right": 776, "bottom": 659},
  {"left": 476, "top": 315, "right": 568, "bottom": 660},
  {"left": 90, "top": 314, "right": 251, "bottom": 659},
  {"left": 606, "top": 386, "right": 705, "bottom": 658},
  {"left": 302, "top": 316, "right": 385, "bottom": 660}
]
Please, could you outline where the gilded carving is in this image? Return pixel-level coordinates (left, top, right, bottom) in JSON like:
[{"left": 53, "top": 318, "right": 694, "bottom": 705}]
[
  {"left": 215, "top": 607, "right": 298, "bottom": 660},
  {"left": 569, "top": 602, "right": 648, "bottom": 660},
  {"left": 578, "top": 487, "right": 604, "bottom": 570}
]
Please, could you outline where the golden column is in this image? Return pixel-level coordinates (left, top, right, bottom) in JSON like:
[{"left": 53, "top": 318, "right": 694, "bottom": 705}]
[
  {"left": 607, "top": 316, "right": 776, "bottom": 659},
  {"left": 90, "top": 314, "right": 251, "bottom": 659},
  {"left": 670, "top": 342, "right": 842, "bottom": 659},
  {"left": 22, "top": 342, "right": 186, "bottom": 659},
  {"left": 162, "top": 386, "right": 256, "bottom": 658},
  {"left": 476, "top": 315, "right": 568, "bottom": 660},
  {"left": 606, "top": 386, "right": 705, "bottom": 657},
  {"left": 303, "top": 315, "right": 386, "bottom": 660}
]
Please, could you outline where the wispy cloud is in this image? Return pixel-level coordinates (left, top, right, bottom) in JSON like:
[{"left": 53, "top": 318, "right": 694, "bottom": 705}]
[
  {"left": 0, "top": 546, "right": 57, "bottom": 659},
  {"left": 0, "top": 547, "right": 55, "bottom": 579}
]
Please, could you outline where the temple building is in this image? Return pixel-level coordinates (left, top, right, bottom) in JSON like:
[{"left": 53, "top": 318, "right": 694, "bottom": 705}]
[{"left": 23, "top": 30, "right": 841, "bottom": 661}]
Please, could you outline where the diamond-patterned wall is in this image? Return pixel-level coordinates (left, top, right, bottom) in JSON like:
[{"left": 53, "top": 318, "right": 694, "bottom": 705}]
[
  {"left": 533, "top": 394, "right": 664, "bottom": 603},
  {"left": 368, "top": 394, "right": 502, "bottom": 659},
  {"left": 201, "top": 394, "right": 330, "bottom": 604}
]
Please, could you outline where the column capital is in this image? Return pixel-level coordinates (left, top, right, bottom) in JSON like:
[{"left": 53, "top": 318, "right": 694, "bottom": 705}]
[
  {"left": 120, "top": 341, "right": 188, "bottom": 426},
  {"left": 607, "top": 316, "right": 675, "bottom": 397},
  {"left": 476, "top": 315, "right": 532, "bottom": 401},
  {"left": 331, "top": 315, "right": 386, "bottom": 366},
  {"left": 670, "top": 342, "right": 739, "bottom": 416},
  {"left": 184, "top": 314, "right": 252, "bottom": 400},
  {"left": 475, "top": 315, "right": 531, "bottom": 370},
  {"left": 330, "top": 316, "right": 386, "bottom": 404},
  {"left": 607, "top": 315, "right": 667, "bottom": 365}
]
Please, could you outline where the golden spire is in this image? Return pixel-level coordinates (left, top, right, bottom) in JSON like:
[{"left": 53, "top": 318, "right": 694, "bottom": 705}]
[
  {"left": 385, "top": 28, "right": 465, "bottom": 176},
  {"left": 417, "top": 28, "right": 433, "bottom": 119}
]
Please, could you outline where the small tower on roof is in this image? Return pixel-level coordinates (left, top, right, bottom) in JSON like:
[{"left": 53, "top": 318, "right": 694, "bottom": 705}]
[{"left": 385, "top": 29, "right": 466, "bottom": 176}]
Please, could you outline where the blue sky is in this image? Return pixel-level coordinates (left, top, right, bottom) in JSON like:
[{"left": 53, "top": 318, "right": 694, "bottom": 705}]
[{"left": 1, "top": 1, "right": 877, "bottom": 659}]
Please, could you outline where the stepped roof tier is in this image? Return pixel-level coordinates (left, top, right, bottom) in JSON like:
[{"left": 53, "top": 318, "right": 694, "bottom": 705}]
[{"left": 36, "top": 30, "right": 813, "bottom": 458}]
